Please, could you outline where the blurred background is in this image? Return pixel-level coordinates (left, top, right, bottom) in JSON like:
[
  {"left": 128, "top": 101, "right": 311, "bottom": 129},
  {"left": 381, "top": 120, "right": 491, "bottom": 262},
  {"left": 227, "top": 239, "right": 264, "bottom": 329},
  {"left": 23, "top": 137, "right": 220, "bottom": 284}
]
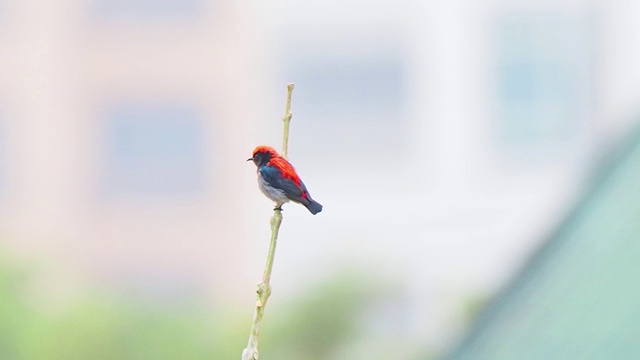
[{"left": 0, "top": 0, "right": 639, "bottom": 359}]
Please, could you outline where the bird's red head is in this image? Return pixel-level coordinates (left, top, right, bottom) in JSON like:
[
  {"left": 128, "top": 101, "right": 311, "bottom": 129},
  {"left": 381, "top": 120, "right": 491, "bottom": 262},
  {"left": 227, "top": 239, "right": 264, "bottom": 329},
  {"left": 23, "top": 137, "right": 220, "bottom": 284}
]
[
  {"left": 252, "top": 145, "right": 279, "bottom": 158},
  {"left": 248, "top": 145, "right": 280, "bottom": 167}
]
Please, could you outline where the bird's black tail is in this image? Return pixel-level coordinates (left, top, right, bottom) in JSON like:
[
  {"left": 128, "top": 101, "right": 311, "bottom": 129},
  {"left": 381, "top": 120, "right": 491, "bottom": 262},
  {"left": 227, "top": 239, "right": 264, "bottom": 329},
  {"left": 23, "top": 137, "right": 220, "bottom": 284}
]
[{"left": 305, "top": 198, "right": 323, "bottom": 215}]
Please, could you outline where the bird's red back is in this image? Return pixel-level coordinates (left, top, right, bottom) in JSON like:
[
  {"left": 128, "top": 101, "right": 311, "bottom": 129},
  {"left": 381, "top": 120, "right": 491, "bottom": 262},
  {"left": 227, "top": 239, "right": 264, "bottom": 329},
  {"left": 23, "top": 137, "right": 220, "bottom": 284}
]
[{"left": 253, "top": 145, "right": 302, "bottom": 186}]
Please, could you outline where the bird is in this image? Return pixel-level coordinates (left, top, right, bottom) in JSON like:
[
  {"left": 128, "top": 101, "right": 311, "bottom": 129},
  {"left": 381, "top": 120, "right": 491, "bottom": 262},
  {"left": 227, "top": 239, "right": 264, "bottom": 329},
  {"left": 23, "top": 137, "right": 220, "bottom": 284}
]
[{"left": 248, "top": 145, "right": 323, "bottom": 215}]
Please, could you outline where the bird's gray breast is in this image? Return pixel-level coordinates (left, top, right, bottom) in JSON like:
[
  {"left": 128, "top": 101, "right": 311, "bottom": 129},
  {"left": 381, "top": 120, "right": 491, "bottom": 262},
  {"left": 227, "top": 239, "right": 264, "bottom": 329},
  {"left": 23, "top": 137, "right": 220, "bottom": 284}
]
[{"left": 258, "top": 172, "right": 289, "bottom": 203}]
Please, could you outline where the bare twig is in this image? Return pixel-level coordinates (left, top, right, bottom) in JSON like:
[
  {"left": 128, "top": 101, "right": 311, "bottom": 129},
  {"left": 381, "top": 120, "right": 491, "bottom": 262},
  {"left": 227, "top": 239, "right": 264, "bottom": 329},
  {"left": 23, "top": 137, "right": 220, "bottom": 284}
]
[
  {"left": 281, "top": 83, "right": 294, "bottom": 159},
  {"left": 241, "top": 83, "right": 295, "bottom": 360}
]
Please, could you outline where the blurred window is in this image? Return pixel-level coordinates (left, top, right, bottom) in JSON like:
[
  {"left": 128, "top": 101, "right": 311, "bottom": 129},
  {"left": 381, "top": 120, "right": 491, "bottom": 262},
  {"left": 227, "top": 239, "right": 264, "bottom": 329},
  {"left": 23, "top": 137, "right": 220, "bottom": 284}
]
[
  {"left": 103, "top": 102, "right": 205, "bottom": 198},
  {"left": 292, "top": 57, "right": 403, "bottom": 115},
  {"left": 284, "top": 44, "right": 407, "bottom": 161},
  {"left": 89, "top": 0, "right": 205, "bottom": 21},
  {"left": 495, "top": 14, "right": 592, "bottom": 148}
]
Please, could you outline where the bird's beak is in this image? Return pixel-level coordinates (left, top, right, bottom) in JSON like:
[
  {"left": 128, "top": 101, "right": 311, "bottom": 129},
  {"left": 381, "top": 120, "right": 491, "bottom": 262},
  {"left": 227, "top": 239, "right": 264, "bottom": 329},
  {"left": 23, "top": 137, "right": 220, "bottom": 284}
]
[{"left": 246, "top": 158, "right": 253, "bottom": 162}]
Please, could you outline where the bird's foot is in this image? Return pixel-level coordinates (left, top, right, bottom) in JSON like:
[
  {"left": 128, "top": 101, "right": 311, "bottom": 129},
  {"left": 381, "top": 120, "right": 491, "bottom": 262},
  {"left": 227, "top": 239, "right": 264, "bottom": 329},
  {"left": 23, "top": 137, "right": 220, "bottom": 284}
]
[{"left": 273, "top": 205, "right": 283, "bottom": 211}]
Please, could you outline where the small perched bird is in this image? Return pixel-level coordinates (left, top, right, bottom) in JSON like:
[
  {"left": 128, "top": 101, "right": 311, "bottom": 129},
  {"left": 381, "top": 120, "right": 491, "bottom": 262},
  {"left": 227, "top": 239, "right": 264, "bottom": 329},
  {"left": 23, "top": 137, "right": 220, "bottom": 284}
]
[{"left": 248, "top": 145, "right": 323, "bottom": 215}]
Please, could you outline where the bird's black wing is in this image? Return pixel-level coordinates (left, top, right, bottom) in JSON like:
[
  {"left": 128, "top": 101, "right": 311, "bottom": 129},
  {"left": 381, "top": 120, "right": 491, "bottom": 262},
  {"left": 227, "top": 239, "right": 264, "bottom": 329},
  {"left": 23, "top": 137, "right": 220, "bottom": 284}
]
[{"left": 259, "top": 165, "right": 304, "bottom": 198}]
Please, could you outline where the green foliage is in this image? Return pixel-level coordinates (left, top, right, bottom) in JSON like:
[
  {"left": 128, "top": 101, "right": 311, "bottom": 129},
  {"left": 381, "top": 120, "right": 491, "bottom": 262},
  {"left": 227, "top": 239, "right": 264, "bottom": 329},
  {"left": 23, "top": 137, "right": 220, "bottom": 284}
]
[
  {"left": 263, "top": 273, "right": 381, "bottom": 360},
  {"left": 0, "top": 254, "right": 391, "bottom": 360},
  {"left": 0, "top": 258, "right": 33, "bottom": 360}
]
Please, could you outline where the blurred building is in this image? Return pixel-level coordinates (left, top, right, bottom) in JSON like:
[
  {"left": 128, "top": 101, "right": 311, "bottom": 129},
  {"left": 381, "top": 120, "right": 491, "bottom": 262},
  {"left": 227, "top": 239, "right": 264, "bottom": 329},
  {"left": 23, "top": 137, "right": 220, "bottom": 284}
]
[
  {"left": 0, "top": 0, "right": 639, "bottom": 355},
  {"left": 444, "top": 123, "right": 640, "bottom": 360},
  {"left": 262, "top": 0, "right": 640, "bottom": 351},
  {"left": 0, "top": 0, "right": 266, "bottom": 301}
]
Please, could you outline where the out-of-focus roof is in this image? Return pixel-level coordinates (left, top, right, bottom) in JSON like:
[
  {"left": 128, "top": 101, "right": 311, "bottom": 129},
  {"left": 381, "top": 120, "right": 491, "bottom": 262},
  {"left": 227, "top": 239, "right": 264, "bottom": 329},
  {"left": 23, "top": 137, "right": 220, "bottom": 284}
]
[{"left": 444, "top": 122, "right": 640, "bottom": 360}]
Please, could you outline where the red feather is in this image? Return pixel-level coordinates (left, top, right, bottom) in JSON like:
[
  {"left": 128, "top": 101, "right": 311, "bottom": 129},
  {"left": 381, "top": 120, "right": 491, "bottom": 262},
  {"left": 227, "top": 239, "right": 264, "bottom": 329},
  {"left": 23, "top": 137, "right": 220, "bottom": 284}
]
[
  {"left": 252, "top": 145, "right": 302, "bottom": 186},
  {"left": 252, "top": 145, "right": 278, "bottom": 157},
  {"left": 268, "top": 156, "right": 302, "bottom": 186}
]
